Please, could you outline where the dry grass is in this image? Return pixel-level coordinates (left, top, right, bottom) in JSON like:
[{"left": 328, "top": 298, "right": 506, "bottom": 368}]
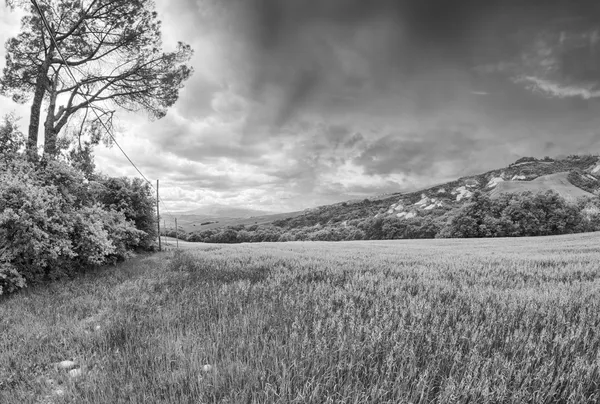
[
  {"left": 2, "top": 233, "right": 600, "bottom": 403},
  {"left": 490, "top": 172, "right": 595, "bottom": 201}
]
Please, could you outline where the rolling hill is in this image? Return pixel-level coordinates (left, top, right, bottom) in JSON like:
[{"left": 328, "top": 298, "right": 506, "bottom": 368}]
[
  {"left": 176, "top": 154, "right": 600, "bottom": 240},
  {"left": 163, "top": 210, "right": 305, "bottom": 233},
  {"left": 161, "top": 205, "right": 304, "bottom": 233}
]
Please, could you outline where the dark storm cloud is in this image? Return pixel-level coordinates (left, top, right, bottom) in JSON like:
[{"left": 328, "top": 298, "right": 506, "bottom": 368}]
[
  {"left": 354, "top": 125, "right": 483, "bottom": 176},
  {"left": 344, "top": 132, "right": 364, "bottom": 149},
  {"left": 209, "top": 0, "right": 600, "bottom": 124}
]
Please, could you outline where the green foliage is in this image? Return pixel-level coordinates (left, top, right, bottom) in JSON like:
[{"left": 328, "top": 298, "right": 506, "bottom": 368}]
[
  {"left": 1, "top": 0, "right": 193, "bottom": 158},
  {"left": 0, "top": 160, "right": 77, "bottom": 293},
  {"left": 72, "top": 204, "right": 145, "bottom": 266},
  {"left": 578, "top": 198, "right": 600, "bottom": 231},
  {"left": 68, "top": 143, "right": 96, "bottom": 180},
  {"left": 92, "top": 176, "right": 157, "bottom": 250},
  {"left": 0, "top": 159, "right": 150, "bottom": 295},
  {"left": 568, "top": 169, "right": 599, "bottom": 194},
  {"left": 442, "top": 190, "right": 586, "bottom": 238},
  {"left": 0, "top": 118, "right": 157, "bottom": 295},
  {"left": 0, "top": 114, "right": 24, "bottom": 164},
  {"left": 511, "top": 156, "right": 537, "bottom": 165}
]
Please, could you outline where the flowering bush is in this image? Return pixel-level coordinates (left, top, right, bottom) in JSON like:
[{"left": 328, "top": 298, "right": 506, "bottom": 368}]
[
  {"left": 0, "top": 157, "right": 153, "bottom": 295},
  {"left": 0, "top": 160, "right": 76, "bottom": 293}
]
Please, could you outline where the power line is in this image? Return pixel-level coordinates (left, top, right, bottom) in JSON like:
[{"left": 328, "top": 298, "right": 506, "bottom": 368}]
[
  {"left": 30, "top": 0, "right": 178, "bottom": 219},
  {"left": 31, "top": 0, "right": 153, "bottom": 187}
]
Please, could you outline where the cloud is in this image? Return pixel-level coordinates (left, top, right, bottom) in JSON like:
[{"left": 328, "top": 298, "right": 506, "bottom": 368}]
[
  {"left": 353, "top": 124, "right": 485, "bottom": 177},
  {"left": 3, "top": 0, "right": 600, "bottom": 213},
  {"left": 515, "top": 76, "right": 600, "bottom": 99}
]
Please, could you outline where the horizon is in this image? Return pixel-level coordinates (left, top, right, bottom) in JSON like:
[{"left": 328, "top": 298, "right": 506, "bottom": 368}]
[{"left": 1, "top": 0, "right": 600, "bottom": 213}]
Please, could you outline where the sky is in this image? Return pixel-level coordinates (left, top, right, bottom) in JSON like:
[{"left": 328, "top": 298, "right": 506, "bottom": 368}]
[{"left": 1, "top": 0, "right": 600, "bottom": 213}]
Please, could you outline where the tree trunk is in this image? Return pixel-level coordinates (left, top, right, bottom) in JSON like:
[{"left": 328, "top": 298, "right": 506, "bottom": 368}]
[
  {"left": 43, "top": 126, "right": 59, "bottom": 159},
  {"left": 26, "top": 65, "right": 47, "bottom": 161},
  {"left": 27, "top": 42, "right": 54, "bottom": 162},
  {"left": 43, "top": 80, "right": 58, "bottom": 158}
]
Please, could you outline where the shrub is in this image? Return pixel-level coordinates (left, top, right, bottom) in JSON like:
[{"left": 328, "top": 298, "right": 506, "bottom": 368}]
[
  {"left": 0, "top": 160, "right": 151, "bottom": 295},
  {"left": 92, "top": 176, "right": 157, "bottom": 250},
  {"left": 0, "top": 160, "right": 77, "bottom": 293}
]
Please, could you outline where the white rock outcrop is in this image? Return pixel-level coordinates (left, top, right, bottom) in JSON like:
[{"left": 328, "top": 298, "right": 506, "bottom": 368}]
[
  {"left": 464, "top": 179, "right": 479, "bottom": 188},
  {"left": 414, "top": 194, "right": 430, "bottom": 207},
  {"left": 454, "top": 186, "right": 473, "bottom": 201},
  {"left": 487, "top": 177, "right": 504, "bottom": 188}
]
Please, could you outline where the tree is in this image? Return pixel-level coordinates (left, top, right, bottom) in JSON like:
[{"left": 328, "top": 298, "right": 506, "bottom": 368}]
[
  {"left": 0, "top": 114, "right": 25, "bottom": 164},
  {"left": 1, "top": 0, "right": 193, "bottom": 160}
]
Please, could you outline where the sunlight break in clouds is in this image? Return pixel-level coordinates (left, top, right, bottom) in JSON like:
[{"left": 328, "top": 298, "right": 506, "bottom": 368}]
[{"left": 516, "top": 76, "right": 600, "bottom": 100}]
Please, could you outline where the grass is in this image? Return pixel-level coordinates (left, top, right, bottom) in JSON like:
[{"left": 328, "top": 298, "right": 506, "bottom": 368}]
[{"left": 2, "top": 233, "right": 600, "bottom": 403}]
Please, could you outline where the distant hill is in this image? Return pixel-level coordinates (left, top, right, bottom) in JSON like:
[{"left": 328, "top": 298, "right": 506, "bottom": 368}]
[
  {"left": 175, "top": 205, "right": 275, "bottom": 218},
  {"left": 161, "top": 204, "right": 301, "bottom": 233}
]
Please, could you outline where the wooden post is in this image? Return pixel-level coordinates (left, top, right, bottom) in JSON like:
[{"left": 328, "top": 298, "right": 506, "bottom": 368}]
[
  {"left": 175, "top": 218, "right": 179, "bottom": 249},
  {"left": 156, "top": 179, "right": 161, "bottom": 252}
]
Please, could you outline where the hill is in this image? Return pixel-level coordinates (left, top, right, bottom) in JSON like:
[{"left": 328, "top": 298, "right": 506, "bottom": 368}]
[
  {"left": 180, "top": 154, "right": 600, "bottom": 242},
  {"left": 161, "top": 205, "right": 296, "bottom": 233},
  {"left": 271, "top": 154, "right": 600, "bottom": 227},
  {"left": 164, "top": 210, "right": 305, "bottom": 233}
]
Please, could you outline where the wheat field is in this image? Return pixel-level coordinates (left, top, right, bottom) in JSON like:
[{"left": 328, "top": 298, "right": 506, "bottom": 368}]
[{"left": 2, "top": 233, "right": 600, "bottom": 403}]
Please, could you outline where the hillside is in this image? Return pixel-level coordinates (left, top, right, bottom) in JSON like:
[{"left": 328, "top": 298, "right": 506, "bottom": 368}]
[
  {"left": 489, "top": 172, "right": 596, "bottom": 201},
  {"left": 273, "top": 154, "right": 600, "bottom": 227},
  {"left": 180, "top": 154, "right": 600, "bottom": 242}
]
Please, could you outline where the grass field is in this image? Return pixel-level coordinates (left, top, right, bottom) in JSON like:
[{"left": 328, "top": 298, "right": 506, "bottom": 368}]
[
  {"left": 490, "top": 172, "right": 595, "bottom": 201},
  {"left": 2, "top": 233, "right": 600, "bottom": 403}
]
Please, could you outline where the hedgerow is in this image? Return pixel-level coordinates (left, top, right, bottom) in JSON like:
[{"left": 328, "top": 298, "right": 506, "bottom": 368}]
[{"left": 0, "top": 118, "right": 156, "bottom": 295}]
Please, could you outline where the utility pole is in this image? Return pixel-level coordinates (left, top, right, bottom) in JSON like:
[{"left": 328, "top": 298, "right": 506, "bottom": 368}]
[
  {"left": 175, "top": 218, "right": 179, "bottom": 249},
  {"left": 156, "top": 179, "right": 161, "bottom": 252}
]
